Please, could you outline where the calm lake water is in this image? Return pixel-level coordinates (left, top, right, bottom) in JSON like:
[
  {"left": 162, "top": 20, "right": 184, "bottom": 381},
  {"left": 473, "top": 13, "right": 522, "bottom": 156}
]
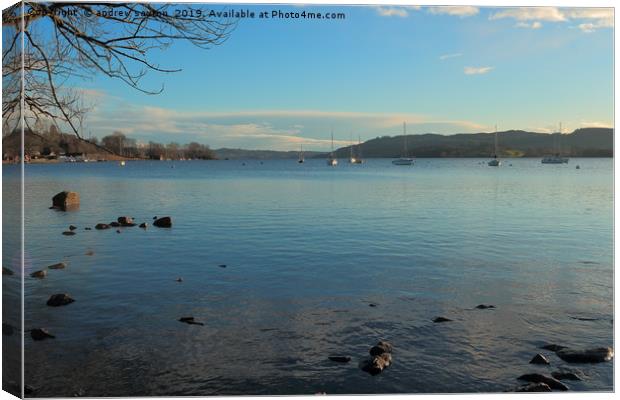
[{"left": 2, "top": 158, "right": 614, "bottom": 396}]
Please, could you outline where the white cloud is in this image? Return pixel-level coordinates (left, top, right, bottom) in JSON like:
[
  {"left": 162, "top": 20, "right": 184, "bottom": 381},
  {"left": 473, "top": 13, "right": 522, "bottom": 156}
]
[
  {"left": 464, "top": 66, "right": 494, "bottom": 75},
  {"left": 439, "top": 52, "right": 463, "bottom": 60},
  {"left": 490, "top": 7, "right": 613, "bottom": 33},
  {"left": 580, "top": 121, "right": 613, "bottom": 128},
  {"left": 375, "top": 6, "right": 420, "bottom": 18},
  {"left": 427, "top": 6, "right": 479, "bottom": 17},
  {"left": 515, "top": 21, "right": 543, "bottom": 29}
]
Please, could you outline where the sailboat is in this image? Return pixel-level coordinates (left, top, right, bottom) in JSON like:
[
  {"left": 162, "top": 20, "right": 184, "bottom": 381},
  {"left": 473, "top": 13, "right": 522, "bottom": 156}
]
[
  {"left": 488, "top": 125, "right": 501, "bottom": 167},
  {"left": 298, "top": 144, "right": 304, "bottom": 163},
  {"left": 327, "top": 130, "right": 338, "bottom": 166},
  {"left": 541, "top": 123, "right": 569, "bottom": 164},
  {"left": 348, "top": 133, "right": 357, "bottom": 163},
  {"left": 353, "top": 135, "right": 364, "bottom": 164},
  {"left": 392, "top": 122, "right": 414, "bottom": 165}
]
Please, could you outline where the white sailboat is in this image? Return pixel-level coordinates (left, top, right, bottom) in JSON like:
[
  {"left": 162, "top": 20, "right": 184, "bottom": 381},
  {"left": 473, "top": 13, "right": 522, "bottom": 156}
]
[
  {"left": 392, "top": 122, "right": 414, "bottom": 165},
  {"left": 542, "top": 122, "right": 569, "bottom": 164},
  {"left": 353, "top": 135, "right": 364, "bottom": 164},
  {"left": 298, "top": 144, "right": 304, "bottom": 163},
  {"left": 327, "top": 130, "right": 338, "bottom": 166},
  {"left": 488, "top": 125, "right": 501, "bottom": 167},
  {"left": 348, "top": 133, "right": 357, "bottom": 163}
]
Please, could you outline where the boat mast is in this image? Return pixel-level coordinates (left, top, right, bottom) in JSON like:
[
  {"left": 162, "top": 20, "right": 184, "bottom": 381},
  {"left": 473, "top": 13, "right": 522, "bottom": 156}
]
[
  {"left": 403, "top": 122, "right": 407, "bottom": 157},
  {"left": 358, "top": 135, "right": 362, "bottom": 159},
  {"left": 331, "top": 129, "right": 334, "bottom": 158},
  {"left": 494, "top": 124, "right": 498, "bottom": 158}
]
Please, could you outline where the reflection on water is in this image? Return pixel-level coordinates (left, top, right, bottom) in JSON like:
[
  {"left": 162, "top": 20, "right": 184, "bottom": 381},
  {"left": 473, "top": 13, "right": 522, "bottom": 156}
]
[{"left": 2, "top": 158, "right": 613, "bottom": 395}]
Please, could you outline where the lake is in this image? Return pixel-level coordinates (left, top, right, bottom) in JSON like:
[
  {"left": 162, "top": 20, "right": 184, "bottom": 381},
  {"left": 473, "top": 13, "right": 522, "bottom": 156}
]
[{"left": 2, "top": 157, "right": 613, "bottom": 395}]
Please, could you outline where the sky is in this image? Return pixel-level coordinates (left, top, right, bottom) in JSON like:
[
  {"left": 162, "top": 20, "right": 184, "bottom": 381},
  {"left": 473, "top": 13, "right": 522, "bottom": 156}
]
[{"left": 58, "top": 5, "right": 613, "bottom": 150}]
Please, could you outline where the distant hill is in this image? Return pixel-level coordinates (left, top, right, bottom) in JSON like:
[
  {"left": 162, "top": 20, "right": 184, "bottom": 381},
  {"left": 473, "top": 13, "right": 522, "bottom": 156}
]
[
  {"left": 214, "top": 148, "right": 322, "bottom": 160},
  {"left": 328, "top": 128, "right": 613, "bottom": 158}
]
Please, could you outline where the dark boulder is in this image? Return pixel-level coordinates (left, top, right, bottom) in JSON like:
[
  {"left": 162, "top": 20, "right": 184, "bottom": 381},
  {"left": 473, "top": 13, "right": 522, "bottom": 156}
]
[
  {"left": 139, "top": 222, "right": 148, "bottom": 228},
  {"left": 369, "top": 341, "right": 393, "bottom": 356},
  {"left": 48, "top": 262, "right": 66, "bottom": 270},
  {"left": 360, "top": 353, "right": 392, "bottom": 375},
  {"left": 551, "top": 371, "right": 582, "bottom": 381},
  {"left": 62, "top": 231, "right": 76, "bottom": 236},
  {"left": 69, "top": 225, "right": 77, "bottom": 231},
  {"left": 84, "top": 227, "right": 92, "bottom": 230},
  {"left": 109, "top": 221, "right": 121, "bottom": 227},
  {"left": 30, "top": 270, "right": 47, "bottom": 279},
  {"left": 31, "top": 328, "right": 55, "bottom": 341},
  {"left": 433, "top": 316, "right": 452, "bottom": 323},
  {"left": 52, "top": 191, "right": 79, "bottom": 210},
  {"left": 517, "top": 373, "right": 568, "bottom": 391},
  {"left": 512, "top": 383, "right": 552, "bottom": 392},
  {"left": 179, "top": 317, "right": 204, "bottom": 326},
  {"left": 328, "top": 356, "right": 351, "bottom": 363},
  {"left": 541, "top": 344, "right": 567, "bottom": 352},
  {"left": 95, "top": 223, "right": 110, "bottom": 230},
  {"left": 2, "top": 267, "right": 14, "bottom": 275},
  {"left": 475, "top": 304, "right": 495, "bottom": 309},
  {"left": 556, "top": 347, "right": 613, "bottom": 363},
  {"left": 530, "top": 353, "right": 550, "bottom": 365},
  {"left": 176, "top": 277, "right": 183, "bottom": 282},
  {"left": 117, "top": 216, "right": 133, "bottom": 225},
  {"left": 153, "top": 216, "right": 172, "bottom": 227},
  {"left": 46, "top": 293, "right": 75, "bottom": 307}
]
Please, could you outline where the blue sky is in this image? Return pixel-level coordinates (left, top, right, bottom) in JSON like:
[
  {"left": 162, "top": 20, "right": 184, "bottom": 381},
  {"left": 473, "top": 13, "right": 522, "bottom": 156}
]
[{"left": 67, "top": 5, "right": 613, "bottom": 150}]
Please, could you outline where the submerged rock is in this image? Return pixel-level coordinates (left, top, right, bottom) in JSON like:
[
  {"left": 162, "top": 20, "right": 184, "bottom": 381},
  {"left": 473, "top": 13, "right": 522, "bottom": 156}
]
[
  {"left": 85, "top": 250, "right": 94, "bottom": 256},
  {"left": 360, "top": 353, "right": 392, "bottom": 375},
  {"left": 95, "top": 223, "right": 110, "bottom": 230},
  {"left": 116, "top": 229, "right": 121, "bottom": 233},
  {"left": 475, "top": 304, "right": 495, "bottom": 309},
  {"left": 433, "top": 316, "right": 452, "bottom": 323},
  {"left": 530, "top": 353, "right": 550, "bottom": 365},
  {"left": 46, "top": 293, "right": 75, "bottom": 307},
  {"left": 369, "top": 341, "right": 393, "bottom": 356},
  {"left": 109, "top": 221, "right": 121, "bottom": 227},
  {"left": 139, "top": 222, "right": 148, "bottom": 228},
  {"left": 512, "top": 383, "right": 552, "bottom": 392},
  {"left": 31, "top": 328, "right": 55, "bottom": 341},
  {"left": 517, "top": 373, "right": 568, "bottom": 391},
  {"left": 218, "top": 264, "right": 227, "bottom": 268},
  {"left": 176, "top": 277, "right": 183, "bottom": 282},
  {"left": 30, "top": 270, "right": 47, "bottom": 279},
  {"left": 556, "top": 347, "right": 613, "bottom": 363},
  {"left": 62, "top": 231, "right": 76, "bottom": 236},
  {"left": 84, "top": 227, "right": 92, "bottom": 231},
  {"left": 178, "top": 317, "right": 204, "bottom": 326},
  {"left": 52, "top": 191, "right": 79, "bottom": 210},
  {"left": 368, "top": 303, "right": 378, "bottom": 307},
  {"left": 153, "top": 216, "right": 172, "bottom": 228},
  {"left": 2, "top": 267, "right": 14, "bottom": 275},
  {"left": 48, "top": 262, "right": 66, "bottom": 270},
  {"left": 69, "top": 225, "right": 77, "bottom": 231},
  {"left": 328, "top": 356, "right": 351, "bottom": 363},
  {"left": 541, "top": 344, "right": 567, "bottom": 352},
  {"left": 551, "top": 371, "right": 582, "bottom": 381}
]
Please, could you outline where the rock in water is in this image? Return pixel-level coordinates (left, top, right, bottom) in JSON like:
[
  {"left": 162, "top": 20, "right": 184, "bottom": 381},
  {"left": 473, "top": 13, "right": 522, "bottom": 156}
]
[
  {"left": 117, "top": 216, "right": 133, "bottom": 226},
  {"left": 556, "top": 347, "right": 613, "bottom": 363},
  {"left": 30, "top": 270, "right": 47, "bottom": 279},
  {"left": 433, "top": 316, "right": 452, "bottom": 323},
  {"left": 48, "top": 262, "right": 66, "bottom": 270},
  {"left": 95, "top": 223, "right": 110, "bottom": 230},
  {"left": 517, "top": 373, "right": 569, "bottom": 391},
  {"left": 2, "top": 267, "right": 14, "bottom": 275},
  {"left": 328, "top": 356, "right": 351, "bottom": 363},
  {"left": 109, "top": 222, "right": 121, "bottom": 227},
  {"left": 475, "top": 304, "right": 495, "bottom": 309},
  {"left": 178, "top": 317, "right": 204, "bottom": 326},
  {"left": 52, "top": 191, "right": 79, "bottom": 210},
  {"left": 540, "top": 344, "right": 567, "bottom": 352},
  {"left": 360, "top": 353, "right": 392, "bottom": 375},
  {"left": 31, "top": 328, "right": 55, "bottom": 341},
  {"left": 551, "top": 371, "right": 582, "bottom": 381},
  {"left": 369, "top": 341, "right": 393, "bottom": 356},
  {"left": 513, "top": 383, "right": 552, "bottom": 392},
  {"left": 69, "top": 225, "right": 77, "bottom": 231},
  {"left": 62, "top": 231, "right": 76, "bottom": 236},
  {"left": 139, "top": 223, "right": 148, "bottom": 228},
  {"left": 153, "top": 216, "right": 172, "bottom": 228},
  {"left": 530, "top": 353, "right": 550, "bottom": 365},
  {"left": 46, "top": 294, "right": 75, "bottom": 307}
]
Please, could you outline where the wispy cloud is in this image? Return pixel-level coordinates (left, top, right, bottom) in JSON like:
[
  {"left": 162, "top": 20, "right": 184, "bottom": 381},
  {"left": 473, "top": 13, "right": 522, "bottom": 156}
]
[
  {"left": 427, "top": 6, "right": 479, "bottom": 17},
  {"left": 375, "top": 6, "right": 420, "bottom": 18},
  {"left": 464, "top": 66, "right": 494, "bottom": 75},
  {"left": 490, "top": 7, "right": 613, "bottom": 33},
  {"left": 515, "top": 21, "right": 543, "bottom": 29},
  {"left": 580, "top": 120, "right": 613, "bottom": 128},
  {"left": 439, "top": 52, "right": 463, "bottom": 60}
]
